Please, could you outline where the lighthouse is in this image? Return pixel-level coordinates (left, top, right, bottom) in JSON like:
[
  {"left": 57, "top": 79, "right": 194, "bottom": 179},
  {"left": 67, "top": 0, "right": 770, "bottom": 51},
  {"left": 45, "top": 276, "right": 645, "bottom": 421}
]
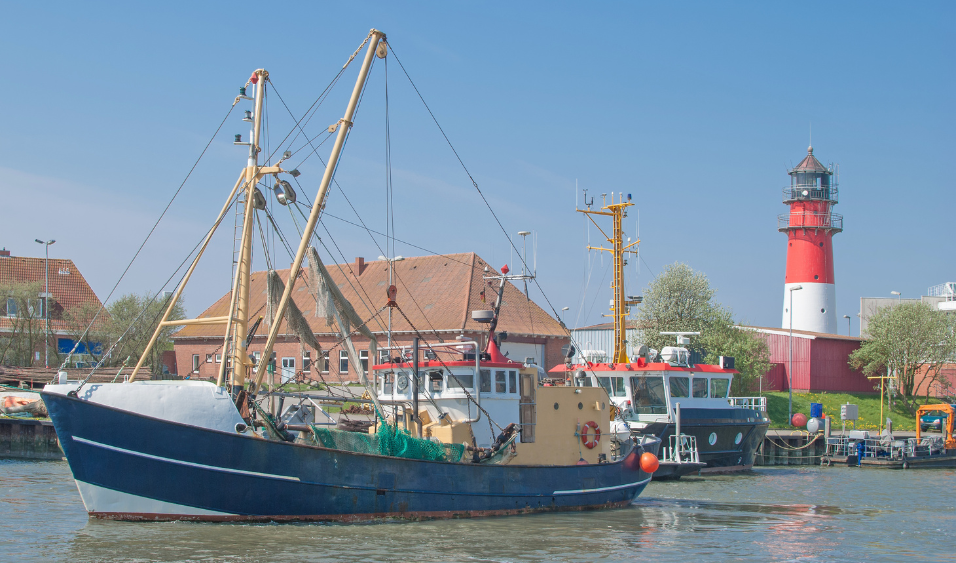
[{"left": 779, "top": 146, "right": 842, "bottom": 334}]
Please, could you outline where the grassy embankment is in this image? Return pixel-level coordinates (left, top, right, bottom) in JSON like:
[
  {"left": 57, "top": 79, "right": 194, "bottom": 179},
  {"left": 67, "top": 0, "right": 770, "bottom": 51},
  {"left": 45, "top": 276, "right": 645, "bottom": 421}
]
[{"left": 764, "top": 391, "right": 942, "bottom": 431}]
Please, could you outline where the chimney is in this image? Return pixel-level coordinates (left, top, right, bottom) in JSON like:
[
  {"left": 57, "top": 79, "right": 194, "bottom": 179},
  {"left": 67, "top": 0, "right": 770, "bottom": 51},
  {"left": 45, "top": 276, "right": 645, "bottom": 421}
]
[
  {"left": 354, "top": 257, "right": 366, "bottom": 276},
  {"left": 0, "top": 248, "right": 10, "bottom": 257}
]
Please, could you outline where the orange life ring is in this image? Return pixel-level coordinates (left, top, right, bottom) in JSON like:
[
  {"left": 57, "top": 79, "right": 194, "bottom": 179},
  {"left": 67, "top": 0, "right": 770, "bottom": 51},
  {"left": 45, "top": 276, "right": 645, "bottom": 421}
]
[{"left": 581, "top": 421, "right": 601, "bottom": 449}]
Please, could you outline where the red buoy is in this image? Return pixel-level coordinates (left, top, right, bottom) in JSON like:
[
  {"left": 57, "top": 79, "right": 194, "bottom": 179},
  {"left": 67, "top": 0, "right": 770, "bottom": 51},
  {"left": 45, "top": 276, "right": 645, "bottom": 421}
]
[
  {"left": 639, "top": 452, "right": 659, "bottom": 473},
  {"left": 791, "top": 412, "right": 808, "bottom": 427}
]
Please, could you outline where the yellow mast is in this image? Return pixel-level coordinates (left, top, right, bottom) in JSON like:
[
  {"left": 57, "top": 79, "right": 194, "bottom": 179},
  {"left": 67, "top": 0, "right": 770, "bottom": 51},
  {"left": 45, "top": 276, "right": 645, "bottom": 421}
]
[{"left": 578, "top": 192, "right": 640, "bottom": 364}]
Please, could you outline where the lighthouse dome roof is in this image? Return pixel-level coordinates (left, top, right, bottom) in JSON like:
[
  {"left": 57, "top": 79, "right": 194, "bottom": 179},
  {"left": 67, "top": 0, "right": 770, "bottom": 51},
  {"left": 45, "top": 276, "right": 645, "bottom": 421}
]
[{"left": 790, "top": 146, "right": 830, "bottom": 175}]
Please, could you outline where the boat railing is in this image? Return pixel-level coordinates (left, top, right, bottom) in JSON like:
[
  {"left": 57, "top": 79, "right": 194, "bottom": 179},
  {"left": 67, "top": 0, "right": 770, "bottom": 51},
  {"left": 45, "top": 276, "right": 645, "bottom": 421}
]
[
  {"left": 728, "top": 396, "right": 767, "bottom": 412},
  {"left": 824, "top": 434, "right": 948, "bottom": 460},
  {"left": 660, "top": 434, "right": 699, "bottom": 464}
]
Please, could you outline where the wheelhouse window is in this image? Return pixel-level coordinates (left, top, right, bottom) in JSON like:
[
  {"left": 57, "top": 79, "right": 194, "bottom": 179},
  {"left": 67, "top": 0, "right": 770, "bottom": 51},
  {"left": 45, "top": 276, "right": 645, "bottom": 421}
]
[
  {"left": 575, "top": 375, "right": 592, "bottom": 387},
  {"left": 693, "top": 378, "right": 708, "bottom": 398},
  {"left": 669, "top": 377, "right": 690, "bottom": 398},
  {"left": 495, "top": 371, "right": 507, "bottom": 393},
  {"left": 710, "top": 378, "right": 730, "bottom": 399},
  {"left": 447, "top": 370, "right": 474, "bottom": 390},
  {"left": 428, "top": 371, "right": 443, "bottom": 393},
  {"left": 509, "top": 371, "right": 517, "bottom": 393},
  {"left": 597, "top": 376, "right": 626, "bottom": 397},
  {"left": 630, "top": 376, "right": 667, "bottom": 414},
  {"left": 381, "top": 372, "right": 393, "bottom": 394},
  {"left": 479, "top": 369, "right": 491, "bottom": 393}
]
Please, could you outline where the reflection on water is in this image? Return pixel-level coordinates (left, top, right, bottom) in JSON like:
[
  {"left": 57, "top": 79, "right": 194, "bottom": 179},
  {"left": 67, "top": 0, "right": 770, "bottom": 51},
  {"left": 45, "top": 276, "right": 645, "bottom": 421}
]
[{"left": 1, "top": 459, "right": 954, "bottom": 562}]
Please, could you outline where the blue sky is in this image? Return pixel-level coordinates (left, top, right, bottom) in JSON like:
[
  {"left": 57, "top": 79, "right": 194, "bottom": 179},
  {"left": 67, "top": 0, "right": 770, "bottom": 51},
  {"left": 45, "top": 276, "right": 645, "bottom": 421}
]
[{"left": 1, "top": 1, "right": 952, "bottom": 335}]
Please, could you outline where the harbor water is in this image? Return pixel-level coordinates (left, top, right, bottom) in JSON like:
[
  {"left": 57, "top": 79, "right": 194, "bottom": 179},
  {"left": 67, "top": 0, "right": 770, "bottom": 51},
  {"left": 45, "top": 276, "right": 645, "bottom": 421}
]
[{"left": 1, "top": 459, "right": 953, "bottom": 562}]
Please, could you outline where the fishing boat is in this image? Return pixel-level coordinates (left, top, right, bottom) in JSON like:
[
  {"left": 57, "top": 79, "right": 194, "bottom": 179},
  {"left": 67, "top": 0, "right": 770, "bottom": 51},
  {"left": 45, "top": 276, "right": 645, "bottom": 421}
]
[
  {"left": 41, "top": 29, "right": 659, "bottom": 522},
  {"left": 549, "top": 194, "right": 770, "bottom": 478}
]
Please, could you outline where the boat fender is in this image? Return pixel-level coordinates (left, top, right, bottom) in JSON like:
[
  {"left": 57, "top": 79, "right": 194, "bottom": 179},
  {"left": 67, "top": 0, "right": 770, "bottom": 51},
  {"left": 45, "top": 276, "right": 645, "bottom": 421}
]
[
  {"left": 639, "top": 452, "right": 659, "bottom": 473},
  {"left": 581, "top": 421, "right": 601, "bottom": 449}
]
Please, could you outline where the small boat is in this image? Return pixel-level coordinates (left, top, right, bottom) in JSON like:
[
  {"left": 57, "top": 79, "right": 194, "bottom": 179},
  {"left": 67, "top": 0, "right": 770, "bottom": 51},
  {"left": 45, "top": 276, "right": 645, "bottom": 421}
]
[
  {"left": 822, "top": 404, "right": 956, "bottom": 469},
  {"left": 41, "top": 29, "right": 659, "bottom": 522},
  {"left": 549, "top": 194, "right": 770, "bottom": 477}
]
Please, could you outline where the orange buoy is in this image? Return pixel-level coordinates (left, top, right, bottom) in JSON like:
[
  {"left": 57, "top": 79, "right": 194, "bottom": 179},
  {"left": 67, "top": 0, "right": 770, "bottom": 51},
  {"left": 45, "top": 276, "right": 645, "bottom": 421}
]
[{"left": 639, "top": 452, "right": 659, "bottom": 473}]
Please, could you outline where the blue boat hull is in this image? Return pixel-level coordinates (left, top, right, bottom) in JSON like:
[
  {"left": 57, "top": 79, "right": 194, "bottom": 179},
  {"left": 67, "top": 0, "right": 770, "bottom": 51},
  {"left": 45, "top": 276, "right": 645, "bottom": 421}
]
[{"left": 43, "top": 392, "right": 655, "bottom": 522}]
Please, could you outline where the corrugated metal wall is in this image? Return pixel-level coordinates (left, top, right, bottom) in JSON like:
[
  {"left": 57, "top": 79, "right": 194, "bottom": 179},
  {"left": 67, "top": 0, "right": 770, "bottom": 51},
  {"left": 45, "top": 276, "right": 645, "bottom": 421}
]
[
  {"left": 570, "top": 328, "right": 638, "bottom": 361},
  {"left": 759, "top": 332, "right": 872, "bottom": 393}
]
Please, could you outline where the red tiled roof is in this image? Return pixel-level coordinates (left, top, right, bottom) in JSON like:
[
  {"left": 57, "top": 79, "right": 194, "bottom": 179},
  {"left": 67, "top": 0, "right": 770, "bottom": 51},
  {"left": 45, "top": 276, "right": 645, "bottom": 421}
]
[
  {"left": 0, "top": 255, "right": 105, "bottom": 332},
  {"left": 173, "top": 253, "right": 566, "bottom": 340}
]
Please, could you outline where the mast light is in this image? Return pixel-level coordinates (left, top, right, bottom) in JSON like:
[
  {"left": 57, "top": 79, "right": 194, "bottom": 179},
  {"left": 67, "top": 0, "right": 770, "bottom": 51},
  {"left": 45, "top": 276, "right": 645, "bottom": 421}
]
[{"left": 243, "top": 110, "right": 253, "bottom": 123}]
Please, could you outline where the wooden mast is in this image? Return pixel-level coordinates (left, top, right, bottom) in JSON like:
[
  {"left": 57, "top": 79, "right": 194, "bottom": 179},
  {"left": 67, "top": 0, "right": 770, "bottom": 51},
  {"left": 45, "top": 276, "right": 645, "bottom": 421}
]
[
  {"left": 578, "top": 193, "right": 640, "bottom": 364},
  {"left": 252, "top": 29, "right": 387, "bottom": 392}
]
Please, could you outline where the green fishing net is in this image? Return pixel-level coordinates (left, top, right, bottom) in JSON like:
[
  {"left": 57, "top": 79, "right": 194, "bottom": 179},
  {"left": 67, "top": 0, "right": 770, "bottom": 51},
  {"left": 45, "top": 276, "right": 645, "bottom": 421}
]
[{"left": 309, "top": 423, "right": 465, "bottom": 463}]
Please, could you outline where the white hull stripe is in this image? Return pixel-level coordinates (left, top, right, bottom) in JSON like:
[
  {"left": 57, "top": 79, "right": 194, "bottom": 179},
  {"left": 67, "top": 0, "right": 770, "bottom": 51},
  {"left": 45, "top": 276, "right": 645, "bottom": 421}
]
[
  {"left": 75, "top": 479, "right": 233, "bottom": 517},
  {"left": 552, "top": 477, "right": 651, "bottom": 495},
  {"left": 72, "top": 436, "right": 301, "bottom": 482}
]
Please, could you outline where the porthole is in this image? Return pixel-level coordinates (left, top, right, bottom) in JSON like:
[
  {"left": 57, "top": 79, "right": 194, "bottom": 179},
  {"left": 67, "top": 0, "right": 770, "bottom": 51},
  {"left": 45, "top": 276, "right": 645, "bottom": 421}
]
[
  {"left": 735, "top": 432, "right": 743, "bottom": 445},
  {"left": 601, "top": 402, "right": 606, "bottom": 410},
  {"left": 708, "top": 433, "right": 717, "bottom": 446},
  {"left": 814, "top": 275, "right": 819, "bottom": 280},
  {"left": 821, "top": 308, "right": 826, "bottom": 313},
  {"left": 578, "top": 402, "right": 583, "bottom": 410},
  {"left": 553, "top": 402, "right": 560, "bottom": 410},
  {"left": 819, "top": 242, "right": 824, "bottom": 247},
  {"left": 785, "top": 308, "right": 788, "bottom": 313}
]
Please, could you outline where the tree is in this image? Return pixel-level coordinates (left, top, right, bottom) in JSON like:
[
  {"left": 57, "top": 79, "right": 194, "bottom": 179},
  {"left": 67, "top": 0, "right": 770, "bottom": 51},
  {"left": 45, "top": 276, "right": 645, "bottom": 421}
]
[
  {"left": 635, "top": 262, "right": 772, "bottom": 395},
  {"left": 850, "top": 302, "right": 956, "bottom": 412},
  {"left": 104, "top": 293, "right": 186, "bottom": 374},
  {"left": 0, "top": 281, "right": 46, "bottom": 366}
]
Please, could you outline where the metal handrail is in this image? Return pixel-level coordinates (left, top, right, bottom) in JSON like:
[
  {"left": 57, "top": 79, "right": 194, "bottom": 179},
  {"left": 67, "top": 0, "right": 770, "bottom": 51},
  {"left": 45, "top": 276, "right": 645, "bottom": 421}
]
[
  {"left": 729, "top": 396, "right": 767, "bottom": 412},
  {"left": 782, "top": 185, "right": 839, "bottom": 203},
  {"left": 778, "top": 212, "right": 843, "bottom": 232}
]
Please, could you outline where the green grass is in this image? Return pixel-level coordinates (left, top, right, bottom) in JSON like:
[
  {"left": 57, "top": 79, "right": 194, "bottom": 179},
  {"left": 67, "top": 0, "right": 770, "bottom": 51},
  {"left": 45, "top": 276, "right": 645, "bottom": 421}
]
[{"left": 764, "top": 391, "right": 941, "bottom": 431}]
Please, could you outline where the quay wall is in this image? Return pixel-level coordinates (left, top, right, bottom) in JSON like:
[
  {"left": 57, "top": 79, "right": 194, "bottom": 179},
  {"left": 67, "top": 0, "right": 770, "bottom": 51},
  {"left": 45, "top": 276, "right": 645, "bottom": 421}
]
[
  {"left": 755, "top": 431, "right": 826, "bottom": 466},
  {"left": 0, "top": 418, "right": 63, "bottom": 460}
]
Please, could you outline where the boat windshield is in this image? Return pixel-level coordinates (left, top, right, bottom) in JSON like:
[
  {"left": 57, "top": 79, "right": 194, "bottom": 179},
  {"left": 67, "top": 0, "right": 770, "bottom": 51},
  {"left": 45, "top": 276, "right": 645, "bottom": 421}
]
[
  {"left": 446, "top": 370, "right": 474, "bottom": 390},
  {"left": 597, "top": 376, "right": 626, "bottom": 397},
  {"left": 710, "top": 377, "right": 730, "bottom": 398},
  {"left": 669, "top": 376, "right": 690, "bottom": 398},
  {"left": 693, "top": 378, "right": 708, "bottom": 398},
  {"left": 630, "top": 376, "right": 666, "bottom": 414}
]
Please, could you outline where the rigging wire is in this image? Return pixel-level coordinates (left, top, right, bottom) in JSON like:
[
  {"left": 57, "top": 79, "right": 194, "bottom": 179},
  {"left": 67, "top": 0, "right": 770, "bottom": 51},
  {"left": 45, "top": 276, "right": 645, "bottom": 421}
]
[{"left": 57, "top": 103, "right": 238, "bottom": 375}]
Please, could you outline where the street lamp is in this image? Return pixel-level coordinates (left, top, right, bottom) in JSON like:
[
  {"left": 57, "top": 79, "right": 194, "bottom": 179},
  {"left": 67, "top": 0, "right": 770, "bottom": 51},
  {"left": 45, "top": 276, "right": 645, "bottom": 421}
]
[
  {"left": 34, "top": 239, "right": 56, "bottom": 368},
  {"left": 561, "top": 306, "right": 569, "bottom": 327},
  {"left": 843, "top": 314, "right": 851, "bottom": 336},
  {"left": 378, "top": 255, "right": 404, "bottom": 349},
  {"left": 890, "top": 290, "right": 901, "bottom": 303},
  {"left": 788, "top": 284, "right": 803, "bottom": 426}
]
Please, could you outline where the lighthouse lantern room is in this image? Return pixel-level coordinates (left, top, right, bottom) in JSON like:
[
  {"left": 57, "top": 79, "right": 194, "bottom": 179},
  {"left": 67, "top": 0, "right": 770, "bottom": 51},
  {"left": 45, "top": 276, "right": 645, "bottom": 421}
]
[{"left": 778, "top": 146, "right": 842, "bottom": 334}]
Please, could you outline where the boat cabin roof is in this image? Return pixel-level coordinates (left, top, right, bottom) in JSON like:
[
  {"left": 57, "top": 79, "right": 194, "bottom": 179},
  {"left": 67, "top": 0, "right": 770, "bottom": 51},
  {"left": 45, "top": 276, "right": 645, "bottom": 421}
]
[
  {"left": 372, "top": 359, "right": 524, "bottom": 371},
  {"left": 548, "top": 361, "right": 737, "bottom": 375}
]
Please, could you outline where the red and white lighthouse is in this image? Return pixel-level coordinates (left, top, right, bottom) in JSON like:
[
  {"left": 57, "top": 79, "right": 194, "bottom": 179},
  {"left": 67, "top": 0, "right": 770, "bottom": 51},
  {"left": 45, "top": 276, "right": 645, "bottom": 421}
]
[{"left": 779, "top": 146, "right": 842, "bottom": 334}]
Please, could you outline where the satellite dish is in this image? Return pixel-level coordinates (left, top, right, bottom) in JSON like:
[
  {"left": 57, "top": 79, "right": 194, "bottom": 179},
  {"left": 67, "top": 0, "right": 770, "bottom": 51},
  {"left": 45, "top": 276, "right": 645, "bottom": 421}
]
[{"left": 561, "top": 343, "right": 576, "bottom": 359}]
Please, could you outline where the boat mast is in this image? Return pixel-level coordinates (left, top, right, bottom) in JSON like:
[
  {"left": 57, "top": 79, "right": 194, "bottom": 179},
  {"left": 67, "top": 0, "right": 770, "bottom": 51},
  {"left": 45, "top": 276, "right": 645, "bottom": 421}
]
[
  {"left": 578, "top": 192, "right": 640, "bottom": 364},
  {"left": 230, "top": 69, "right": 268, "bottom": 394},
  {"left": 252, "top": 30, "right": 387, "bottom": 392}
]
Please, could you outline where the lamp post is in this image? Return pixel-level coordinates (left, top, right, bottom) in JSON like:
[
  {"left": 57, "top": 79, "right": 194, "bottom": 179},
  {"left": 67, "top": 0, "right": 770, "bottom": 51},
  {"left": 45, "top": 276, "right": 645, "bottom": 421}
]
[
  {"left": 34, "top": 239, "right": 55, "bottom": 368},
  {"left": 378, "top": 255, "right": 404, "bottom": 350},
  {"left": 561, "top": 306, "right": 569, "bottom": 327},
  {"left": 843, "top": 314, "right": 851, "bottom": 336},
  {"left": 891, "top": 290, "right": 901, "bottom": 303},
  {"left": 788, "top": 284, "right": 803, "bottom": 426}
]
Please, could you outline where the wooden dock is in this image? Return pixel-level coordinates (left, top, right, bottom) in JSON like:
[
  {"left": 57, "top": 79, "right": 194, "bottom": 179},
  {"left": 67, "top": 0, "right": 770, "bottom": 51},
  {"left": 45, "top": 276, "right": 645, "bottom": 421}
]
[{"left": 0, "top": 417, "right": 63, "bottom": 460}]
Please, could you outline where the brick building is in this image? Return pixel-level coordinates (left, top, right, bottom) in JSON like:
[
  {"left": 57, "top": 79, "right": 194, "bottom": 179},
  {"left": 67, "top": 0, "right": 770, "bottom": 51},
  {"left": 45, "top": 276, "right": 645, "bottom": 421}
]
[
  {"left": 0, "top": 247, "right": 105, "bottom": 367},
  {"left": 172, "top": 253, "right": 570, "bottom": 383}
]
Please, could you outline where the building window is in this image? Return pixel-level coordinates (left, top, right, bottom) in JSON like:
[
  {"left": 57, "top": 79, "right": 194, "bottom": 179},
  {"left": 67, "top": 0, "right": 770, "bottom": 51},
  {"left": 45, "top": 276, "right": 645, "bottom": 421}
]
[
  {"left": 215, "top": 354, "right": 222, "bottom": 363},
  {"left": 206, "top": 354, "right": 213, "bottom": 363},
  {"left": 303, "top": 351, "right": 312, "bottom": 372},
  {"left": 339, "top": 350, "right": 349, "bottom": 374},
  {"left": 252, "top": 352, "right": 261, "bottom": 366},
  {"left": 192, "top": 354, "right": 200, "bottom": 373},
  {"left": 360, "top": 350, "right": 369, "bottom": 374},
  {"left": 6, "top": 298, "right": 17, "bottom": 317},
  {"left": 322, "top": 351, "right": 330, "bottom": 373}
]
